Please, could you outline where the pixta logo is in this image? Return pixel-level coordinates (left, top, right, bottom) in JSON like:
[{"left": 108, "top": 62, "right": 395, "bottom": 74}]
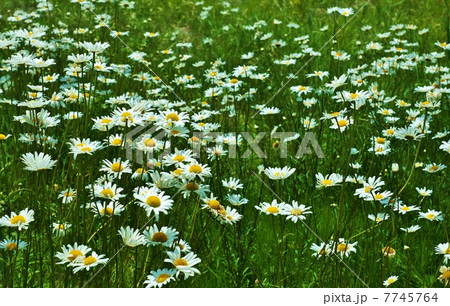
[{"left": 126, "top": 123, "right": 324, "bottom": 164}]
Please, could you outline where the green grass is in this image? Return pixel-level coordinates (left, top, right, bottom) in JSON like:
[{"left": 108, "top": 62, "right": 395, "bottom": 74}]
[{"left": 0, "top": 0, "right": 449, "bottom": 288}]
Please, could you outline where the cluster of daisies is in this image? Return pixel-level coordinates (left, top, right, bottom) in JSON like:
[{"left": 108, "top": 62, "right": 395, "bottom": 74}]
[
  {"left": 117, "top": 226, "right": 201, "bottom": 287},
  {"left": 0, "top": 209, "right": 34, "bottom": 251}
]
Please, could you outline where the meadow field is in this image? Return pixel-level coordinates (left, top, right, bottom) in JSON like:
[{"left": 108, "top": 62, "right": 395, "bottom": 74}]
[{"left": 0, "top": 0, "right": 449, "bottom": 288}]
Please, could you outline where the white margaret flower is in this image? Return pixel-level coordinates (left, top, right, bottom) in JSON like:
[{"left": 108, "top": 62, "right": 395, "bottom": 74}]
[{"left": 21, "top": 152, "right": 57, "bottom": 171}]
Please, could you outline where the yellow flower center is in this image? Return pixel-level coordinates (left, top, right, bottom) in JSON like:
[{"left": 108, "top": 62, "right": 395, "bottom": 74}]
[
  {"left": 387, "top": 278, "right": 396, "bottom": 285},
  {"left": 374, "top": 194, "right": 384, "bottom": 200},
  {"left": 6, "top": 243, "right": 18, "bottom": 250},
  {"left": 190, "top": 136, "right": 200, "bottom": 143},
  {"left": 0, "top": 134, "right": 6, "bottom": 140},
  {"left": 266, "top": 206, "right": 279, "bottom": 214},
  {"left": 230, "top": 78, "right": 238, "bottom": 84},
  {"left": 337, "top": 243, "right": 349, "bottom": 252},
  {"left": 11, "top": 215, "right": 26, "bottom": 224},
  {"left": 376, "top": 137, "right": 385, "bottom": 144},
  {"left": 156, "top": 273, "right": 170, "bottom": 283},
  {"left": 322, "top": 179, "right": 332, "bottom": 186},
  {"left": 189, "top": 165, "right": 202, "bottom": 173},
  {"left": 350, "top": 93, "right": 360, "bottom": 99},
  {"left": 337, "top": 119, "right": 348, "bottom": 127},
  {"left": 151, "top": 232, "right": 168, "bottom": 242},
  {"left": 442, "top": 271, "right": 450, "bottom": 279},
  {"left": 144, "top": 138, "right": 156, "bottom": 147},
  {"left": 68, "top": 250, "right": 83, "bottom": 262},
  {"left": 110, "top": 162, "right": 124, "bottom": 172},
  {"left": 208, "top": 199, "right": 221, "bottom": 210},
  {"left": 146, "top": 196, "right": 161, "bottom": 207},
  {"left": 81, "top": 147, "right": 92, "bottom": 152},
  {"left": 101, "top": 118, "right": 112, "bottom": 124},
  {"left": 64, "top": 191, "right": 73, "bottom": 197},
  {"left": 430, "top": 165, "right": 439, "bottom": 171},
  {"left": 172, "top": 169, "right": 183, "bottom": 176},
  {"left": 427, "top": 214, "right": 436, "bottom": 220},
  {"left": 165, "top": 113, "right": 179, "bottom": 121},
  {"left": 101, "top": 207, "right": 114, "bottom": 216},
  {"left": 186, "top": 182, "right": 199, "bottom": 191},
  {"left": 173, "top": 155, "right": 185, "bottom": 162},
  {"left": 174, "top": 258, "right": 188, "bottom": 267},
  {"left": 299, "top": 86, "right": 307, "bottom": 91},
  {"left": 111, "top": 139, "right": 122, "bottom": 146},
  {"left": 84, "top": 256, "right": 97, "bottom": 266},
  {"left": 382, "top": 246, "right": 395, "bottom": 255},
  {"left": 136, "top": 168, "right": 146, "bottom": 174},
  {"left": 318, "top": 249, "right": 328, "bottom": 255},
  {"left": 100, "top": 189, "right": 114, "bottom": 198},
  {"left": 290, "top": 208, "right": 303, "bottom": 216},
  {"left": 330, "top": 112, "right": 340, "bottom": 117}
]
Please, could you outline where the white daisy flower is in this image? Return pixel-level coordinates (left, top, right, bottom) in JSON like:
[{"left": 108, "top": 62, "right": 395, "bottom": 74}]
[
  {"left": 133, "top": 186, "right": 174, "bottom": 219},
  {"left": 255, "top": 200, "right": 285, "bottom": 216},
  {"left": 0, "top": 208, "right": 35, "bottom": 231},
  {"left": 264, "top": 166, "right": 295, "bottom": 180},
  {"left": 21, "top": 152, "right": 56, "bottom": 171},
  {"left": 282, "top": 201, "right": 312, "bottom": 223},
  {"left": 118, "top": 226, "right": 146, "bottom": 247},
  {"left": 100, "top": 158, "right": 132, "bottom": 179},
  {"left": 143, "top": 224, "right": 179, "bottom": 247},
  {"left": 144, "top": 268, "right": 177, "bottom": 288},
  {"left": 383, "top": 275, "right": 398, "bottom": 287},
  {"left": 71, "top": 251, "right": 109, "bottom": 273},
  {"left": 55, "top": 243, "right": 92, "bottom": 265},
  {"left": 164, "top": 247, "right": 201, "bottom": 280},
  {"left": 435, "top": 243, "right": 450, "bottom": 263}
]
